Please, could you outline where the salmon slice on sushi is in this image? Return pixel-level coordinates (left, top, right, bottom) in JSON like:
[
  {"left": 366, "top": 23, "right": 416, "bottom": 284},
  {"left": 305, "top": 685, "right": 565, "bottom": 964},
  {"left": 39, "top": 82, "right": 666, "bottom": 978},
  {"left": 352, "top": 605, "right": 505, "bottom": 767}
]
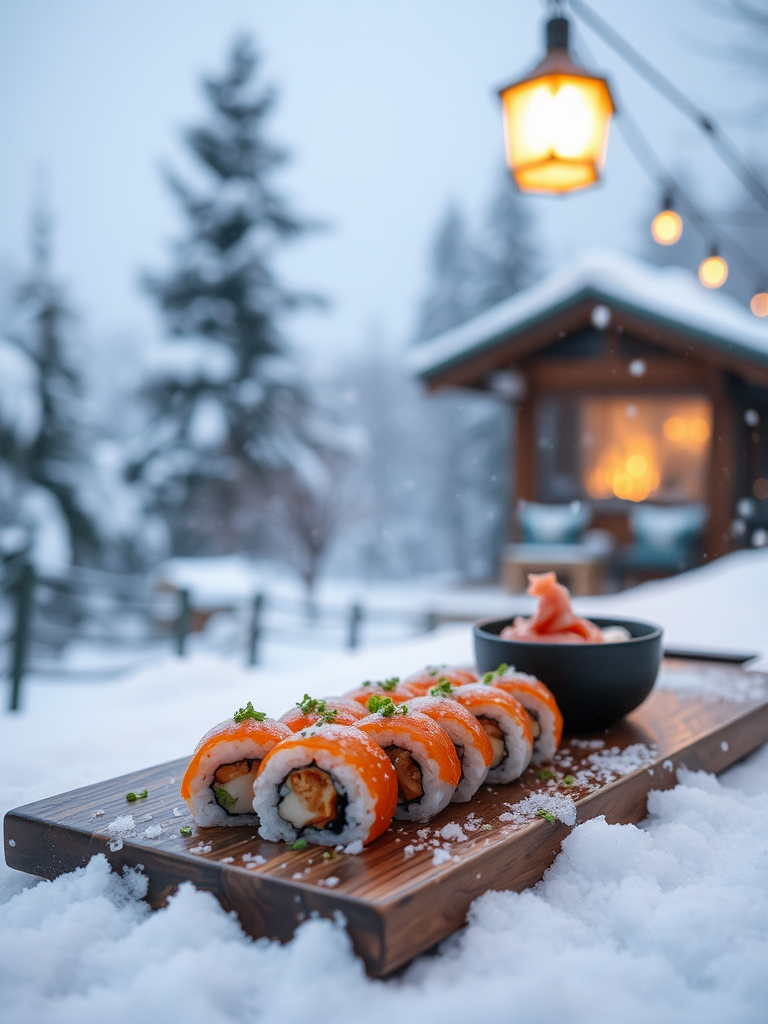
[
  {"left": 344, "top": 676, "right": 410, "bottom": 708},
  {"left": 477, "top": 665, "right": 563, "bottom": 763},
  {"left": 279, "top": 694, "right": 367, "bottom": 732},
  {"left": 253, "top": 724, "right": 397, "bottom": 848},
  {"left": 357, "top": 696, "right": 461, "bottom": 821},
  {"left": 398, "top": 665, "right": 479, "bottom": 698},
  {"left": 404, "top": 692, "right": 493, "bottom": 802},
  {"left": 452, "top": 684, "right": 533, "bottom": 784},
  {"left": 180, "top": 703, "right": 291, "bottom": 827}
]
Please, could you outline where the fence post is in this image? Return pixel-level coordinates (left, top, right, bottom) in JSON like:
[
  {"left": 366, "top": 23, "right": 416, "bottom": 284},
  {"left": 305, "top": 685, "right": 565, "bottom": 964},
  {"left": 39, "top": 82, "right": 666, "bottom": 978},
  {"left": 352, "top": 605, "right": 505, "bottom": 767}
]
[
  {"left": 423, "top": 611, "right": 439, "bottom": 633},
  {"left": 9, "top": 562, "right": 34, "bottom": 712},
  {"left": 247, "top": 592, "right": 264, "bottom": 666},
  {"left": 175, "top": 588, "right": 191, "bottom": 657},
  {"left": 347, "top": 602, "right": 363, "bottom": 649}
]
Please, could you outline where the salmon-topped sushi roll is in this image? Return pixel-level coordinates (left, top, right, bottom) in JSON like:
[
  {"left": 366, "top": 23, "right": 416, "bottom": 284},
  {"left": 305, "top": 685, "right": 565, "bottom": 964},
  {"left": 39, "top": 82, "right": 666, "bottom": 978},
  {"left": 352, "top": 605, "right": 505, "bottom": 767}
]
[
  {"left": 181, "top": 703, "right": 291, "bottom": 827},
  {"left": 399, "top": 664, "right": 479, "bottom": 698},
  {"left": 253, "top": 724, "right": 397, "bottom": 848},
  {"left": 404, "top": 692, "right": 493, "bottom": 802},
  {"left": 478, "top": 665, "right": 563, "bottom": 763},
  {"left": 279, "top": 694, "right": 367, "bottom": 732},
  {"left": 344, "top": 677, "right": 410, "bottom": 708},
  {"left": 357, "top": 696, "right": 461, "bottom": 821},
  {"left": 452, "top": 684, "right": 533, "bottom": 784}
]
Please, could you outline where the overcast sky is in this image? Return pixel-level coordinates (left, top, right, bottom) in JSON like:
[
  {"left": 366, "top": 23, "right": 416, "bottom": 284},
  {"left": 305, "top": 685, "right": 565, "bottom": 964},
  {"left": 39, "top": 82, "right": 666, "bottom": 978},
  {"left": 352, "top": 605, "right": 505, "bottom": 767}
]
[{"left": 0, "top": 0, "right": 765, "bottom": 380}]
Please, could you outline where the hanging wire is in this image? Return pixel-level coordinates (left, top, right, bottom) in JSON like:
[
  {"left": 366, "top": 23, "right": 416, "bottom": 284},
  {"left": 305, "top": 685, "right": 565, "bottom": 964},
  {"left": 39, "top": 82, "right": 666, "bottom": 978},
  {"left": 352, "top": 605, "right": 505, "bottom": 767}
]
[
  {"left": 565, "top": 0, "right": 768, "bottom": 216},
  {"left": 569, "top": 32, "right": 768, "bottom": 288}
]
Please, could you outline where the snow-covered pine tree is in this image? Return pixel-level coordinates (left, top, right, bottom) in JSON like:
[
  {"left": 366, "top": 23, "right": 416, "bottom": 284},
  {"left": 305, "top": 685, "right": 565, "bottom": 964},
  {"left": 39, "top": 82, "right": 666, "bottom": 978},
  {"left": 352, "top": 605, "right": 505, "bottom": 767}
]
[
  {"left": 136, "top": 36, "right": 322, "bottom": 552},
  {"left": 1, "top": 206, "right": 101, "bottom": 569},
  {"left": 472, "top": 166, "right": 539, "bottom": 309},
  {"left": 414, "top": 206, "right": 477, "bottom": 341},
  {"left": 409, "top": 170, "right": 539, "bottom": 579}
]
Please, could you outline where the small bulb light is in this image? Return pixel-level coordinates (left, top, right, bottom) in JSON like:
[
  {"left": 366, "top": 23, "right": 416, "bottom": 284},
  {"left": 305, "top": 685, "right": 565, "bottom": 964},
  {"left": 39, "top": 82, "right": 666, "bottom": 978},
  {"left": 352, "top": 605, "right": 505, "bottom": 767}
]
[
  {"left": 651, "top": 209, "right": 682, "bottom": 245},
  {"left": 750, "top": 292, "right": 768, "bottom": 317},
  {"left": 699, "top": 254, "right": 728, "bottom": 289}
]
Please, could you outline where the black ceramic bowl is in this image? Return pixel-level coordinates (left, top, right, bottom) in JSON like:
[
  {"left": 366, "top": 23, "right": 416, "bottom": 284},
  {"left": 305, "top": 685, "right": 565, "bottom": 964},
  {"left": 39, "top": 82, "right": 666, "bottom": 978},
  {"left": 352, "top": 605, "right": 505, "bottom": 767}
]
[{"left": 473, "top": 616, "right": 663, "bottom": 734}]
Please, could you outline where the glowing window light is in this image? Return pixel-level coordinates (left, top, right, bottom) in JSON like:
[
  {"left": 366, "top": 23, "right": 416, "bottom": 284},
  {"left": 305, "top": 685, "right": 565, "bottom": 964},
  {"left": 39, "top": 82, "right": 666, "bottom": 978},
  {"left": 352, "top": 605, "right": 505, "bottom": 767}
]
[
  {"left": 750, "top": 292, "right": 768, "bottom": 317},
  {"left": 499, "top": 17, "right": 614, "bottom": 195},
  {"left": 651, "top": 209, "right": 682, "bottom": 246},
  {"left": 699, "top": 252, "right": 728, "bottom": 289}
]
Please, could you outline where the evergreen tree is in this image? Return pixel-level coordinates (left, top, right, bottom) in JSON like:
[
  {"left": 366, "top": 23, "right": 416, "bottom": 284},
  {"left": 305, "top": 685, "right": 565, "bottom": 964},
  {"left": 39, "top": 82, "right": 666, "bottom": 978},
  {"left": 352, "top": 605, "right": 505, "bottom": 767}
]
[
  {"left": 414, "top": 170, "right": 539, "bottom": 342},
  {"left": 2, "top": 206, "right": 101, "bottom": 567},
  {"left": 414, "top": 206, "right": 477, "bottom": 341},
  {"left": 136, "top": 36, "right": 322, "bottom": 550},
  {"left": 473, "top": 166, "right": 540, "bottom": 310}
]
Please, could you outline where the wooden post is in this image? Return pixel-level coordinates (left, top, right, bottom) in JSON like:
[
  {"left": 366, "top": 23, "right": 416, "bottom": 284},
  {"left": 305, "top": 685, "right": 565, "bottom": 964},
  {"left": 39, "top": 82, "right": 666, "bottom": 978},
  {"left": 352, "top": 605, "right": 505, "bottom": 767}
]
[
  {"left": 248, "top": 593, "right": 264, "bottom": 666},
  {"left": 9, "top": 562, "right": 34, "bottom": 712},
  {"left": 347, "top": 603, "right": 363, "bottom": 649},
  {"left": 175, "top": 588, "right": 191, "bottom": 657},
  {"left": 513, "top": 395, "right": 536, "bottom": 540},
  {"left": 704, "top": 368, "right": 735, "bottom": 561}
]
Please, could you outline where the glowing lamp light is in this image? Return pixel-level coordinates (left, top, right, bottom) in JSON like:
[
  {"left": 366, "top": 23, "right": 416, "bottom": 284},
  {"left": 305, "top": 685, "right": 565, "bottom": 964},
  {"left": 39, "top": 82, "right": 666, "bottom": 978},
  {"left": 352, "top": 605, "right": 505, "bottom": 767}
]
[
  {"left": 750, "top": 291, "right": 768, "bottom": 317},
  {"left": 499, "top": 17, "right": 615, "bottom": 195},
  {"left": 651, "top": 203, "right": 682, "bottom": 246},
  {"left": 699, "top": 251, "right": 728, "bottom": 289}
]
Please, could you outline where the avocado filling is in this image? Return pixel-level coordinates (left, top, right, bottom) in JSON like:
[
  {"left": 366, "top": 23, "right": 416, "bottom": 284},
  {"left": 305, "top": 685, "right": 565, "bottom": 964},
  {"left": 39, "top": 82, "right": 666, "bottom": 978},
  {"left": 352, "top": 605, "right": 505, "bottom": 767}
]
[
  {"left": 278, "top": 765, "right": 347, "bottom": 833},
  {"left": 212, "top": 758, "right": 260, "bottom": 815},
  {"left": 384, "top": 745, "right": 424, "bottom": 805},
  {"left": 477, "top": 716, "right": 507, "bottom": 769}
]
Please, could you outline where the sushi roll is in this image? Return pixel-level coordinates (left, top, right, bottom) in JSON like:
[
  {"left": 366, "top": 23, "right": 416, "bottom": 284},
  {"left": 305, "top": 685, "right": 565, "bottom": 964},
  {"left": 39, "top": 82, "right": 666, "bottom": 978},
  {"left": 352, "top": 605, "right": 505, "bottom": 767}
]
[
  {"left": 399, "top": 664, "right": 479, "bottom": 698},
  {"left": 344, "top": 676, "right": 410, "bottom": 708},
  {"left": 279, "top": 694, "right": 367, "bottom": 732},
  {"left": 477, "top": 665, "right": 563, "bottom": 763},
  {"left": 253, "top": 724, "right": 397, "bottom": 848},
  {"left": 357, "top": 696, "right": 461, "bottom": 821},
  {"left": 404, "top": 693, "right": 493, "bottom": 802},
  {"left": 180, "top": 702, "right": 291, "bottom": 827},
  {"left": 452, "top": 684, "right": 533, "bottom": 784}
]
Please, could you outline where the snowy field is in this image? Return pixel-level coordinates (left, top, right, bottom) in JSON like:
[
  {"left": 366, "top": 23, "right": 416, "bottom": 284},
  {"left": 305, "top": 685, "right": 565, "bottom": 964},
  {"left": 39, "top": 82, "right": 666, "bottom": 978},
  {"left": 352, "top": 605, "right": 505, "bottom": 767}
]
[{"left": 2, "top": 550, "right": 768, "bottom": 1023}]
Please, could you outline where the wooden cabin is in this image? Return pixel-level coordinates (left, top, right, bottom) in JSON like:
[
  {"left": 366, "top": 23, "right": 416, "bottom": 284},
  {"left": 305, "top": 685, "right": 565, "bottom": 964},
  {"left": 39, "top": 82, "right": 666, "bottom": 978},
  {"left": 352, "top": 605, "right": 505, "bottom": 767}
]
[{"left": 408, "top": 251, "right": 768, "bottom": 584}]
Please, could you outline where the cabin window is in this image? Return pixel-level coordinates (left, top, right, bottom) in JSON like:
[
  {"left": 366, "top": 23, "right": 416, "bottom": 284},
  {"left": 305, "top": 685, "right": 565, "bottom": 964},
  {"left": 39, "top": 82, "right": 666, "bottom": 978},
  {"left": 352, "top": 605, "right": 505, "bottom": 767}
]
[{"left": 536, "top": 395, "right": 712, "bottom": 503}]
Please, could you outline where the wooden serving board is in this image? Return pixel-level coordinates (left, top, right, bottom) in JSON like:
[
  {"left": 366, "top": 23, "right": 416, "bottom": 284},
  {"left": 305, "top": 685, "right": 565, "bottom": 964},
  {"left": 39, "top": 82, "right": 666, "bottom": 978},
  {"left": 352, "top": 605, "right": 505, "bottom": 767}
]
[{"left": 5, "top": 659, "right": 768, "bottom": 976}]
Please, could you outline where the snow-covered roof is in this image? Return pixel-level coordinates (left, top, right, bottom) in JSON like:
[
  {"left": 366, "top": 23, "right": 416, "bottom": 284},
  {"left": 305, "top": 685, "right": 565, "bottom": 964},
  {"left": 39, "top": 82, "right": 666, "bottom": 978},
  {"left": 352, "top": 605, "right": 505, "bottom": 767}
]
[{"left": 407, "top": 249, "right": 768, "bottom": 381}]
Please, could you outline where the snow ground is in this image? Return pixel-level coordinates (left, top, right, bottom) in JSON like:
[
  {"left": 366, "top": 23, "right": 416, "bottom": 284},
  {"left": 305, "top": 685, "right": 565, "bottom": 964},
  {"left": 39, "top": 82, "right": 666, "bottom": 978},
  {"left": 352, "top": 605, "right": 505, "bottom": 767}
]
[{"left": 2, "top": 550, "right": 768, "bottom": 1022}]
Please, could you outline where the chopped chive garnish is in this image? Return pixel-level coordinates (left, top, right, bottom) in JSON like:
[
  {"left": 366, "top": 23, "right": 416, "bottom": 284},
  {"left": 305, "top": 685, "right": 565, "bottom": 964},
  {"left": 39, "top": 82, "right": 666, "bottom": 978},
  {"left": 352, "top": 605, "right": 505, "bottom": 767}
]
[
  {"left": 126, "top": 792, "right": 137, "bottom": 802},
  {"left": 125, "top": 790, "right": 147, "bottom": 802},
  {"left": 180, "top": 825, "right": 192, "bottom": 836},
  {"left": 291, "top": 838, "right": 308, "bottom": 851},
  {"left": 138, "top": 789, "right": 148, "bottom": 799},
  {"left": 366, "top": 695, "right": 407, "bottom": 717},
  {"left": 296, "top": 695, "right": 338, "bottom": 724},
  {"left": 535, "top": 808, "right": 556, "bottom": 823},
  {"left": 429, "top": 679, "right": 454, "bottom": 698},
  {"left": 233, "top": 701, "right": 267, "bottom": 723},
  {"left": 563, "top": 775, "right": 575, "bottom": 786},
  {"left": 322, "top": 850, "right": 337, "bottom": 860},
  {"left": 483, "top": 663, "right": 508, "bottom": 684},
  {"left": 537, "top": 770, "right": 554, "bottom": 782}
]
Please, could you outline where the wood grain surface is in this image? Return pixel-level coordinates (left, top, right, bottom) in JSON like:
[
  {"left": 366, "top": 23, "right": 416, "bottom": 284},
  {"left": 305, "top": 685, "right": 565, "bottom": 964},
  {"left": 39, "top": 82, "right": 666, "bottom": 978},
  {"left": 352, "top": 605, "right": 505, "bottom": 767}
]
[{"left": 5, "top": 659, "right": 768, "bottom": 975}]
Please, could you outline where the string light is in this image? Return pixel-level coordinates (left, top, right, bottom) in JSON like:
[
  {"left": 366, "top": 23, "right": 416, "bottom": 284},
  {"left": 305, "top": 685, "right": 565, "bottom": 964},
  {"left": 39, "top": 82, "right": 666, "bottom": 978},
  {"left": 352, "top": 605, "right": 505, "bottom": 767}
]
[
  {"left": 699, "top": 249, "right": 729, "bottom": 289},
  {"left": 651, "top": 195, "right": 682, "bottom": 245},
  {"left": 750, "top": 290, "right": 768, "bottom": 317}
]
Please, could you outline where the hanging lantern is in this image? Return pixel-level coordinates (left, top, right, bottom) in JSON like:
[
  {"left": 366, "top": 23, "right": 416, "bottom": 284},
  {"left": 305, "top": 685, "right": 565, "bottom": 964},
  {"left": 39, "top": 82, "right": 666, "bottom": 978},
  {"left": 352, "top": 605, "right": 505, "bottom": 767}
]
[
  {"left": 750, "top": 289, "right": 768, "bottom": 317},
  {"left": 498, "top": 16, "right": 615, "bottom": 195},
  {"left": 651, "top": 195, "right": 682, "bottom": 245},
  {"left": 699, "top": 249, "right": 728, "bottom": 289}
]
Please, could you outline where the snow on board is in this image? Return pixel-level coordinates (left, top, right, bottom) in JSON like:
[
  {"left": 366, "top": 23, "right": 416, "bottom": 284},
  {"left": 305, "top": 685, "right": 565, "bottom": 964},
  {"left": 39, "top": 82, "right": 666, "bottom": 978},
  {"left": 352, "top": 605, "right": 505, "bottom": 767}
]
[{"left": 6, "top": 659, "right": 768, "bottom": 976}]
